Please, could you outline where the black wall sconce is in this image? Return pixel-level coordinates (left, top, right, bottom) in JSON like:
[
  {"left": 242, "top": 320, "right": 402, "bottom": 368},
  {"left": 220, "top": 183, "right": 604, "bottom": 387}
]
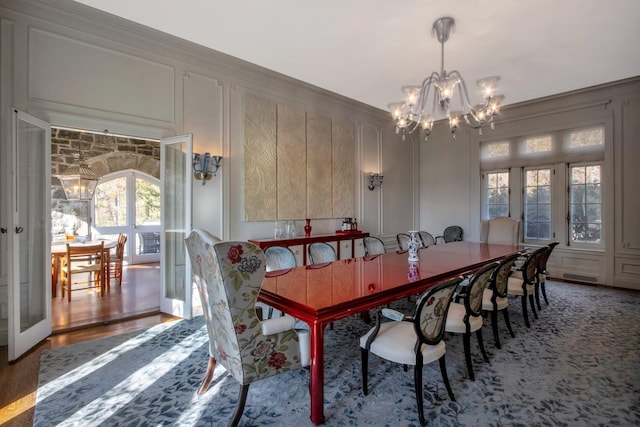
[
  {"left": 193, "top": 153, "right": 222, "bottom": 185},
  {"left": 368, "top": 173, "right": 384, "bottom": 191}
]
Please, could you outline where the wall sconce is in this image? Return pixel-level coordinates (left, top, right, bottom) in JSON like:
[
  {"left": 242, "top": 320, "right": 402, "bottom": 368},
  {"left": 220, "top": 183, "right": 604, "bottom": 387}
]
[
  {"left": 368, "top": 173, "right": 384, "bottom": 191},
  {"left": 192, "top": 153, "right": 222, "bottom": 185}
]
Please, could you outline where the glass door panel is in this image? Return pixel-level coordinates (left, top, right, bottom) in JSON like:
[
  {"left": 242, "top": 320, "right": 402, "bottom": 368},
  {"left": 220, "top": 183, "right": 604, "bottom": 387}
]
[
  {"left": 160, "top": 135, "right": 192, "bottom": 318},
  {"left": 8, "top": 109, "right": 51, "bottom": 361}
]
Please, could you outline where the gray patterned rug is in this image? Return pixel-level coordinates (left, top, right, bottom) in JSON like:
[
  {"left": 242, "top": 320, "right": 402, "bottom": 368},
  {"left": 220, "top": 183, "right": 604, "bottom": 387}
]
[{"left": 35, "top": 281, "right": 640, "bottom": 426}]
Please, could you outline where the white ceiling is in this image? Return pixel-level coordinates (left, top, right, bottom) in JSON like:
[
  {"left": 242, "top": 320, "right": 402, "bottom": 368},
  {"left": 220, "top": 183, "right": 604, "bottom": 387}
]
[{"left": 73, "top": 0, "right": 640, "bottom": 111}]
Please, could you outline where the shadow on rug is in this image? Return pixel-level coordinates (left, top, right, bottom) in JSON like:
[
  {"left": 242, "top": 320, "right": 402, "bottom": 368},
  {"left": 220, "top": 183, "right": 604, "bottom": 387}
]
[{"left": 35, "top": 281, "right": 640, "bottom": 426}]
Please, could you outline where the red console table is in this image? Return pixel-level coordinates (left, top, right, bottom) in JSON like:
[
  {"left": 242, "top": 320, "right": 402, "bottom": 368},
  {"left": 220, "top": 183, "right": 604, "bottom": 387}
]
[{"left": 249, "top": 231, "right": 369, "bottom": 265}]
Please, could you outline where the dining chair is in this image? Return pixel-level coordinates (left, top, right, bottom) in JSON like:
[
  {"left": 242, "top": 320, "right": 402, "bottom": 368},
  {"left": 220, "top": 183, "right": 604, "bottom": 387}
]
[
  {"left": 259, "top": 246, "right": 297, "bottom": 319},
  {"left": 396, "top": 233, "right": 411, "bottom": 251},
  {"left": 486, "top": 217, "right": 519, "bottom": 245},
  {"left": 307, "top": 242, "right": 337, "bottom": 264},
  {"left": 444, "top": 262, "right": 496, "bottom": 380},
  {"left": 507, "top": 247, "right": 546, "bottom": 328},
  {"left": 537, "top": 242, "right": 559, "bottom": 305},
  {"left": 60, "top": 241, "right": 106, "bottom": 302},
  {"left": 363, "top": 236, "right": 386, "bottom": 256},
  {"left": 109, "top": 233, "right": 127, "bottom": 286},
  {"left": 360, "top": 276, "right": 462, "bottom": 427},
  {"left": 435, "top": 225, "right": 463, "bottom": 244},
  {"left": 418, "top": 231, "right": 436, "bottom": 247},
  {"left": 482, "top": 253, "right": 520, "bottom": 349},
  {"left": 184, "top": 230, "right": 309, "bottom": 427}
]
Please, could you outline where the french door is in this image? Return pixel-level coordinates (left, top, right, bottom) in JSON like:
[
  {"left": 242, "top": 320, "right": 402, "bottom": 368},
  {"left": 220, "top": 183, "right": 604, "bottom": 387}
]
[
  {"left": 93, "top": 171, "right": 161, "bottom": 264},
  {"left": 6, "top": 110, "right": 51, "bottom": 361},
  {"left": 160, "top": 135, "right": 193, "bottom": 318}
]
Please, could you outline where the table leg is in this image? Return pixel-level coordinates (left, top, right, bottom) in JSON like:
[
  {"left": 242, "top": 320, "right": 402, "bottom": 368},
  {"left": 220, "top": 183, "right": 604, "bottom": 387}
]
[
  {"left": 309, "top": 320, "right": 326, "bottom": 425},
  {"left": 51, "top": 254, "right": 60, "bottom": 298}
]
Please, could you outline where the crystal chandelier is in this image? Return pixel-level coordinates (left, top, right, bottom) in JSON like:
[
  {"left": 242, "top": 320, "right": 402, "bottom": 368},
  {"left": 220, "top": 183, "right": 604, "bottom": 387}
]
[{"left": 388, "top": 17, "right": 504, "bottom": 141}]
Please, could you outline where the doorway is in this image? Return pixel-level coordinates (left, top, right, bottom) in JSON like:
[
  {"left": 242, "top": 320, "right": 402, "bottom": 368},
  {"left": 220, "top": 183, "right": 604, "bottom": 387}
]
[{"left": 50, "top": 127, "right": 162, "bottom": 331}]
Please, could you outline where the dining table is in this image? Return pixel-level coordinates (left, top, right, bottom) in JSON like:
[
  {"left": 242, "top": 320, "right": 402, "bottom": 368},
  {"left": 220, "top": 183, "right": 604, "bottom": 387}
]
[
  {"left": 259, "top": 241, "right": 522, "bottom": 425},
  {"left": 50, "top": 239, "right": 117, "bottom": 298}
]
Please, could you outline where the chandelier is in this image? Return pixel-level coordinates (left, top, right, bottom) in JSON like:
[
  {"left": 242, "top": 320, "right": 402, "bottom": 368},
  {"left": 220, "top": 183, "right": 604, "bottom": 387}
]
[{"left": 388, "top": 17, "right": 504, "bottom": 141}]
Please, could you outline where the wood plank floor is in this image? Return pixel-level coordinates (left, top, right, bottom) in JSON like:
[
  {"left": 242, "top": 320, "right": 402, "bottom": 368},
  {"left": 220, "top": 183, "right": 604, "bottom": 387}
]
[{"left": 0, "top": 263, "right": 173, "bottom": 427}]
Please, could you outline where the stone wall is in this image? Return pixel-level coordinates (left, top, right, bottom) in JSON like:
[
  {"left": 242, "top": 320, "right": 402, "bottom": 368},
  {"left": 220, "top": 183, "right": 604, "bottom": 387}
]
[{"left": 51, "top": 128, "right": 160, "bottom": 240}]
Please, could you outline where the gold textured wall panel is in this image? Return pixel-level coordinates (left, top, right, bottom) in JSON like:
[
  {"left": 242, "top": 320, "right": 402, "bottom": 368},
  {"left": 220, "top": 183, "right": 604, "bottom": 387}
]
[
  {"left": 332, "top": 119, "right": 355, "bottom": 218},
  {"left": 306, "top": 114, "right": 333, "bottom": 218},
  {"left": 277, "top": 104, "right": 307, "bottom": 219},
  {"left": 243, "top": 95, "right": 277, "bottom": 220}
]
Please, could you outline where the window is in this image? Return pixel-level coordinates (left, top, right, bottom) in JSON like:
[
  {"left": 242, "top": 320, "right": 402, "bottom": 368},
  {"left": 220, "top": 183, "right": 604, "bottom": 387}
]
[
  {"left": 524, "top": 168, "right": 552, "bottom": 240},
  {"left": 569, "top": 164, "right": 602, "bottom": 244},
  {"left": 485, "top": 171, "right": 509, "bottom": 219}
]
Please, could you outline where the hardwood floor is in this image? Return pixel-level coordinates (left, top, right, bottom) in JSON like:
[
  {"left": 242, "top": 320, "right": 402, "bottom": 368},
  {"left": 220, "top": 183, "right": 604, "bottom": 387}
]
[
  {"left": 52, "top": 262, "right": 161, "bottom": 332},
  {"left": 0, "top": 263, "right": 173, "bottom": 427}
]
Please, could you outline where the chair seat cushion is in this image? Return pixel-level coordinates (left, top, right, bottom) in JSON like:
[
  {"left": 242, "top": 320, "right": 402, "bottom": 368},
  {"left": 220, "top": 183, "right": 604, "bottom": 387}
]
[
  {"left": 507, "top": 276, "right": 534, "bottom": 296},
  {"left": 444, "top": 302, "right": 483, "bottom": 333},
  {"left": 360, "top": 321, "right": 446, "bottom": 366},
  {"left": 510, "top": 270, "right": 523, "bottom": 280},
  {"left": 482, "top": 288, "right": 508, "bottom": 311}
]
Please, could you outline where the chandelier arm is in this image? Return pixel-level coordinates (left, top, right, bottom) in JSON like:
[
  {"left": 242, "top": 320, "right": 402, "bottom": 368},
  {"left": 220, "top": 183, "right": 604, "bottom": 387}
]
[
  {"left": 416, "top": 73, "right": 439, "bottom": 111},
  {"left": 447, "top": 70, "right": 475, "bottom": 112}
]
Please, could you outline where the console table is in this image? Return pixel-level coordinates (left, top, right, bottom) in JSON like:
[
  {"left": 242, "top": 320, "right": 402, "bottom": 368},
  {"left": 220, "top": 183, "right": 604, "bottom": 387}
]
[{"left": 249, "top": 231, "right": 369, "bottom": 265}]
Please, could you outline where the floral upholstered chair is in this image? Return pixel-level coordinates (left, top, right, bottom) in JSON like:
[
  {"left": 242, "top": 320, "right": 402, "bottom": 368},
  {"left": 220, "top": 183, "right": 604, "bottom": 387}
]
[
  {"left": 482, "top": 253, "right": 520, "bottom": 349},
  {"left": 185, "top": 229, "right": 309, "bottom": 427},
  {"left": 360, "top": 277, "right": 462, "bottom": 427}
]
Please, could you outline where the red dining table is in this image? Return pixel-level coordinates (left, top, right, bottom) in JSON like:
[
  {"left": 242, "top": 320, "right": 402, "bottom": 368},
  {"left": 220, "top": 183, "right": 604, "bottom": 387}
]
[{"left": 259, "top": 241, "right": 522, "bottom": 425}]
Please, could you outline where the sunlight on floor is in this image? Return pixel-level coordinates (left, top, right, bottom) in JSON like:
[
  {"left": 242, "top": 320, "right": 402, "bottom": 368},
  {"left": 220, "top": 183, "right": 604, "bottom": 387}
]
[
  {"left": 37, "top": 320, "right": 182, "bottom": 403},
  {"left": 0, "top": 392, "right": 37, "bottom": 425}
]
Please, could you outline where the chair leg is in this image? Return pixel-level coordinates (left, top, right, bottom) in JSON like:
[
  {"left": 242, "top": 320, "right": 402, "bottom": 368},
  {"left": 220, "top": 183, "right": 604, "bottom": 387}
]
[
  {"left": 197, "top": 356, "right": 217, "bottom": 395},
  {"left": 463, "top": 332, "right": 474, "bottom": 381},
  {"left": 438, "top": 355, "right": 455, "bottom": 401},
  {"left": 360, "top": 348, "right": 369, "bottom": 395},
  {"left": 502, "top": 309, "right": 515, "bottom": 338},
  {"left": 476, "top": 329, "right": 489, "bottom": 363},
  {"left": 228, "top": 384, "right": 250, "bottom": 427},
  {"left": 529, "top": 294, "right": 538, "bottom": 319},
  {"left": 491, "top": 310, "right": 501, "bottom": 349},
  {"left": 541, "top": 280, "right": 549, "bottom": 305},
  {"left": 414, "top": 361, "right": 426, "bottom": 427},
  {"left": 521, "top": 295, "right": 530, "bottom": 328}
]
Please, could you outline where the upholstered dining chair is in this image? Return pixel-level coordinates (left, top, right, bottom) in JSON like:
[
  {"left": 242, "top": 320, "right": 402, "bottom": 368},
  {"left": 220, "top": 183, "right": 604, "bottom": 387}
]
[
  {"left": 396, "top": 233, "right": 411, "bottom": 251},
  {"left": 363, "top": 236, "right": 386, "bottom": 256},
  {"left": 360, "top": 276, "right": 462, "bottom": 427},
  {"left": 185, "top": 230, "right": 309, "bottom": 427},
  {"left": 537, "top": 242, "right": 559, "bottom": 305},
  {"left": 109, "top": 233, "right": 127, "bottom": 286},
  {"left": 61, "top": 241, "right": 105, "bottom": 302},
  {"left": 486, "top": 216, "right": 519, "bottom": 245},
  {"left": 444, "top": 262, "right": 496, "bottom": 380},
  {"left": 482, "top": 253, "right": 520, "bottom": 349},
  {"left": 308, "top": 242, "right": 337, "bottom": 264},
  {"left": 259, "top": 246, "right": 297, "bottom": 319},
  {"left": 507, "top": 246, "right": 546, "bottom": 328},
  {"left": 418, "top": 231, "right": 436, "bottom": 247}
]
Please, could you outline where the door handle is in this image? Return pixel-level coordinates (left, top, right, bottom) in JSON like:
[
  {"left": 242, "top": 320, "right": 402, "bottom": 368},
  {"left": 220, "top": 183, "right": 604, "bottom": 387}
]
[
  {"left": 0, "top": 227, "right": 6, "bottom": 233},
  {"left": 15, "top": 226, "right": 24, "bottom": 233}
]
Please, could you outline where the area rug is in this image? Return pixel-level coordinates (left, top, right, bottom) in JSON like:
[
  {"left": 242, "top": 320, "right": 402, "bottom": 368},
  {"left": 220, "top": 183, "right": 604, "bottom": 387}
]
[{"left": 35, "top": 281, "right": 640, "bottom": 426}]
